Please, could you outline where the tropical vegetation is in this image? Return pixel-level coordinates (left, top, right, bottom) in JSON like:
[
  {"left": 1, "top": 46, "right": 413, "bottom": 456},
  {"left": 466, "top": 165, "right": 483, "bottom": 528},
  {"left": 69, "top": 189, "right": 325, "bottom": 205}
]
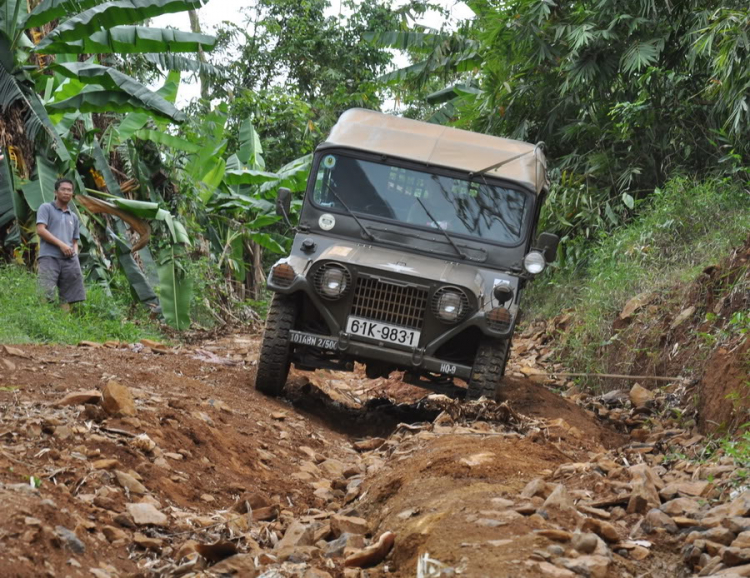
[{"left": 1, "top": 0, "right": 748, "bottom": 339}]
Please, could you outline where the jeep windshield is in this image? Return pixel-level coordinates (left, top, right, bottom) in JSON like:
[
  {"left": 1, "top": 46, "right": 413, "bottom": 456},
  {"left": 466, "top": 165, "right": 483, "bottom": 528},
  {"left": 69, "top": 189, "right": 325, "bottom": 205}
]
[{"left": 312, "top": 152, "right": 532, "bottom": 246}]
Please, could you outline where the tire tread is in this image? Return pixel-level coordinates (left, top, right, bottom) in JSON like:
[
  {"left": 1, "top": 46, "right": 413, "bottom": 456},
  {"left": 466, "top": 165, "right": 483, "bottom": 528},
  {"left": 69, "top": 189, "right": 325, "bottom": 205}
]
[
  {"left": 254, "top": 293, "right": 298, "bottom": 396},
  {"left": 466, "top": 338, "right": 509, "bottom": 401}
]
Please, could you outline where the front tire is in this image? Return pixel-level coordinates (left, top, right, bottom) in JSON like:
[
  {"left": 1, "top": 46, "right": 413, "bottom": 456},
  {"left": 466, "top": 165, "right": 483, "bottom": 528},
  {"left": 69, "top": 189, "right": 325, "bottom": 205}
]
[
  {"left": 466, "top": 338, "right": 510, "bottom": 401},
  {"left": 254, "top": 293, "right": 298, "bottom": 396}
]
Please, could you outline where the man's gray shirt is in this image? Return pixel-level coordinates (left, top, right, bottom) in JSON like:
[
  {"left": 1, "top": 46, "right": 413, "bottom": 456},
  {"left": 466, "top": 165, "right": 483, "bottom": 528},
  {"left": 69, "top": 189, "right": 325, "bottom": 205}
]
[{"left": 37, "top": 202, "right": 80, "bottom": 258}]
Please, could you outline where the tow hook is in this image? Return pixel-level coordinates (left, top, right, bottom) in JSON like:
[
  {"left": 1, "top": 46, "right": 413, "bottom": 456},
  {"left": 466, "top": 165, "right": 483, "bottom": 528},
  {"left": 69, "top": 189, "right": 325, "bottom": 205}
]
[{"left": 337, "top": 332, "right": 350, "bottom": 352}]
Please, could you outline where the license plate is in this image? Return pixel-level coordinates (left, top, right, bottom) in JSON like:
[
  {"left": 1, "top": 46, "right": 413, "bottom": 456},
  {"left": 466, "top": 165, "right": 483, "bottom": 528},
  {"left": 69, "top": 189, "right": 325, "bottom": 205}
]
[
  {"left": 346, "top": 316, "right": 420, "bottom": 347},
  {"left": 290, "top": 331, "right": 338, "bottom": 350}
]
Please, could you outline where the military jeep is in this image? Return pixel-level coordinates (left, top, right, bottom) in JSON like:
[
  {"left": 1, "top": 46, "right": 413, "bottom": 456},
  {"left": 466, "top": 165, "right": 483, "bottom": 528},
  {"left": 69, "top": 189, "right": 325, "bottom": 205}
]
[{"left": 254, "top": 108, "right": 558, "bottom": 400}]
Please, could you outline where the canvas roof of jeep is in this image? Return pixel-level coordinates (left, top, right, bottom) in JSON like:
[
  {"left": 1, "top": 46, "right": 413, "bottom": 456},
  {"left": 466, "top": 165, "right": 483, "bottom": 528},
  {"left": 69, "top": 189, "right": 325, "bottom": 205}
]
[{"left": 320, "top": 108, "right": 548, "bottom": 195}]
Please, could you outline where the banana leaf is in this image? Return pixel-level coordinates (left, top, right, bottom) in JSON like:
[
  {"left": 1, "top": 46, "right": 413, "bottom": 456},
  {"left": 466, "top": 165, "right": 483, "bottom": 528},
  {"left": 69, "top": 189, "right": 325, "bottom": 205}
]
[
  {"left": 212, "top": 195, "right": 273, "bottom": 213},
  {"left": 172, "top": 220, "right": 190, "bottom": 245},
  {"left": 144, "top": 52, "right": 224, "bottom": 79},
  {"left": 248, "top": 231, "right": 286, "bottom": 254},
  {"left": 111, "top": 197, "right": 160, "bottom": 219},
  {"left": 198, "top": 158, "right": 225, "bottom": 203},
  {"left": 20, "top": 155, "right": 58, "bottom": 211},
  {"left": 224, "top": 168, "right": 279, "bottom": 186},
  {"left": 76, "top": 194, "right": 151, "bottom": 252},
  {"left": 225, "top": 154, "right": 240, "bottom": 172},
  {"left": 425, "top": 83, "right": 482, "bottom": 105},
  {"left": 137, "top": 245, "right": 160, "bottom": 289},
  {"left": 48, "top": 89, "right": 185, "bottom": 122},
  {"left": 237, "top": 119, "right": 264, "bottom": 169},
  {"left": 275, "top": 153, "right": 312, "bottom": 192},
  {"left": 35, "top": 0, "right": 207, "bottom": 48},
  {"left": 49, "top": 62, "right": 185, "bottom": 122},
  {"left": 247, "top": 214, "right": 279, "bottom": 229},
  {"left": 48, "top": 77, "right": 94, "bottom": 103},
  {"left": 0, "top": 149, "right": 18, "bottom": 231},
  {"left": 37, "top": 26, "right": 215, "bottom": 55},
  {"left": 229, "top": 235, "right": 245, "bottom": 282},
  {"left": 116, "top": 71, "right": 180, "bottom": 141},
  {"left": 1, "top": 0, "right": 23, "bottom": 43},
  {"left": 119, "top": 250, "right": 159, "bottom": 303},
  {"left": 1, "top": 34, "right": 70, "bottom": 162},
  {"left": 24, "top": 0, "right": 109, "bottom": 29},
  {"left": 157, "top": 246, "right": 192, "bottom": 330},
  {"left": 134, "top": 129, "right": 200, "bottom": 153},
  {"left": 259, "top": 153, "right": 312, "bottom": 194}
]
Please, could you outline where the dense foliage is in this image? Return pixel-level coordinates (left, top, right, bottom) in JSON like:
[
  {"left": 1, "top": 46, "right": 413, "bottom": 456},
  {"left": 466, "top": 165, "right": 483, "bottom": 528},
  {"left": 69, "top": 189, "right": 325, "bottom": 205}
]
[
  {"left": 372, "top": 0, "right": 750, "bottom": 260},
  {"left": 1, "top": 0, "right": 411, "bottom": 333},
  {"left": 1, "top": 0, "right": 748, "bottom": 339}
]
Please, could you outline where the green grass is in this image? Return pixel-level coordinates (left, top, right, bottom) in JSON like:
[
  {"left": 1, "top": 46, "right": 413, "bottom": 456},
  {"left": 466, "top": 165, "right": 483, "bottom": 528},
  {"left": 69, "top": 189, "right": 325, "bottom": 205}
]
[
  {"left": 0, "top": 264, "right": 165, "bottom": 344},
  {"left": 523, "top": 176, "right": 750, "bottom": 373}
]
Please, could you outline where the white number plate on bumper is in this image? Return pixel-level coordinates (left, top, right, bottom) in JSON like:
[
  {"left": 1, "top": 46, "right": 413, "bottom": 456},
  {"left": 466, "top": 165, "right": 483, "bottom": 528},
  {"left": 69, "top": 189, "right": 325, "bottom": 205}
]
[{"left": 346, "top": 316, "right": 420, "bottom": 347}]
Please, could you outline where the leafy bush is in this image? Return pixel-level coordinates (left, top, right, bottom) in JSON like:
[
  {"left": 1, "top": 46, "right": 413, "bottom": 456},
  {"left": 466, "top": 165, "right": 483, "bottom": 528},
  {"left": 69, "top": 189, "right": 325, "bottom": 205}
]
[
  {"left": 0, "top": 265, "right": 164, "bottom": 344},
  {"left": 523, "top": 177, "right": 750, "bottom": 371}
]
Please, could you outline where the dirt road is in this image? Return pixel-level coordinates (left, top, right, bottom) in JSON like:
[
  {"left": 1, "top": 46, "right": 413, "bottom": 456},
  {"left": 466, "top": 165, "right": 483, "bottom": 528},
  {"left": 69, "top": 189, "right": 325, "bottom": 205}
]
[{"left": 0, "top": 328, "right": 747, "bottom": 578}]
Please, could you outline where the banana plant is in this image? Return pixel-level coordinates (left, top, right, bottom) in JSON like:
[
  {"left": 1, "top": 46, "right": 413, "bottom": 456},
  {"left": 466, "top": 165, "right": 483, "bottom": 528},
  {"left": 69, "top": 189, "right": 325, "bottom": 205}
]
[
  {"left": 79, "top": 190, "right": 193, "bottom": 329},
  {"left": 2, "top": 1, "right": 215, "bottom": 158},
  {"left": 1, "top": 0, "right": 216, "bottom": 260}
]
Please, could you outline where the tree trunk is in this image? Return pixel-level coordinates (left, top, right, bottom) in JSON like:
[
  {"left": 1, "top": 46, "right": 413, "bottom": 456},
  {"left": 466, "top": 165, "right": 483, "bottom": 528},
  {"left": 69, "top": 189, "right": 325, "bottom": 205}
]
[
  {"left": 245, "top": 240, "right": 265, "bottom": 301},
  {"left": 188, "top": 10, "right": 210, "bottom": 100}
]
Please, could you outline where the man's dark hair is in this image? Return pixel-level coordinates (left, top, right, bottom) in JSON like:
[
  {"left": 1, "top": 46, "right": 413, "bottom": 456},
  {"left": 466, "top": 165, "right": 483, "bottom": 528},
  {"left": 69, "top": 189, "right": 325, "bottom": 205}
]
[{"left": 54, "top": 178, "right": 74, "bottom": 191}]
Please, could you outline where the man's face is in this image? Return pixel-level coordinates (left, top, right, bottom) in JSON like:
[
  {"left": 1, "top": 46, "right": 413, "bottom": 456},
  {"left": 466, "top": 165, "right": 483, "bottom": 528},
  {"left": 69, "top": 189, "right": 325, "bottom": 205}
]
[{"left": 56, "top": 182, "right": 74, "bottom": 203}]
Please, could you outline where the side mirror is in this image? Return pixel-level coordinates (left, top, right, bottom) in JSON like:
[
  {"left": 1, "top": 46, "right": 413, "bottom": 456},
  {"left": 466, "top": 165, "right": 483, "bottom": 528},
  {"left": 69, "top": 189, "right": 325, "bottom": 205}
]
[
  {"left": 536, "top": 232, "right": 559, "bottom": 263},
  {"left": 275, "top": 187, "right": 293, "bottom": 228},
  {"left": 276, "top": 187, "right": 292, "bottom": 217}
]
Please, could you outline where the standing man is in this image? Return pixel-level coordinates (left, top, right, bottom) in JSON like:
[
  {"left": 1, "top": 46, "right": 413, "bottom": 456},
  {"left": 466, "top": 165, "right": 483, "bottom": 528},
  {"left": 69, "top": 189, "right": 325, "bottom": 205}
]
[{"left": 36, "top": 178, "right": 86, "bottom": 309}]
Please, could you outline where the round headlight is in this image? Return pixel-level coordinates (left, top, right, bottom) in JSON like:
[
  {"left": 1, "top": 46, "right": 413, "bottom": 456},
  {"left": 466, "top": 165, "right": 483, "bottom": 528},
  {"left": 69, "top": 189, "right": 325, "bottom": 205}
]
[
  {"left": 435, "top": 290, "right": 463, "bottom": 323},
  {"left": 321, "top": 268, "right": 346, "bottom": 298},
  {"left": 523, "top": 251, "right": 546, "bottom": 275},
  {"left": 314, "top": 264, "right": 350, "bottom": 300}
]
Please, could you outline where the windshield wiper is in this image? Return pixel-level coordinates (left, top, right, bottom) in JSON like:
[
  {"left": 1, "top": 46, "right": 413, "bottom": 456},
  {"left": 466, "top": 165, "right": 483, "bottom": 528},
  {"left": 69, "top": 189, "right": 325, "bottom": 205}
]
[
  {"left": 415, "top": 196, "right": 466, "bottom": 259},
  {"left": 325, "top": 183, "right": 375, "bottom": 241}
]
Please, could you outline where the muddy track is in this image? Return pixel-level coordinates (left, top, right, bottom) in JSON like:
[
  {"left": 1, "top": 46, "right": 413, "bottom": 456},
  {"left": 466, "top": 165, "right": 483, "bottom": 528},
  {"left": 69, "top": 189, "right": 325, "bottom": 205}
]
[
  {"left": 285, "top": 377, "right": 443, "bottom": 439},
  {"left": 0, "top": 331, "right": 747, "bottom": 578}
]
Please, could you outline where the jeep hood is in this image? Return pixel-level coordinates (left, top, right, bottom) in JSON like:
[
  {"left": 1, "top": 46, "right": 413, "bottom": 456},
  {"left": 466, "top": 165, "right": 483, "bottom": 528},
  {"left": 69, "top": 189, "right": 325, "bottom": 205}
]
[{"left": 318, "top": 242, "right": 488, "bottom": 295}]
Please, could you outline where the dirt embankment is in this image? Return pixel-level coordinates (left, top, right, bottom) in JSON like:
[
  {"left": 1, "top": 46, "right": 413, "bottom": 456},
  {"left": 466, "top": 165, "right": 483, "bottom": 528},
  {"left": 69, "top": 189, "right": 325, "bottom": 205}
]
[{"left": 554, "top": 235, "right": 750, "bottom": 434}]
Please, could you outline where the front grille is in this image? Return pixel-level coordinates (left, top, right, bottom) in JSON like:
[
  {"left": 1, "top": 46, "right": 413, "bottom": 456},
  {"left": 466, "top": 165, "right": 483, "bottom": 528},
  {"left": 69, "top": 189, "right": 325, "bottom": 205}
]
[{"left": 351, "top": 277, "right": 427, "bottom": 329}]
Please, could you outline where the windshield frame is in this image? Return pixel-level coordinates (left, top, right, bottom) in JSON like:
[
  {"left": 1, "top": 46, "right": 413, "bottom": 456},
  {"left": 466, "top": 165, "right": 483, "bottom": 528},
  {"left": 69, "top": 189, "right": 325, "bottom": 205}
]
[{"left": 307, "top": 147, "right": 537, "bottom": 249}]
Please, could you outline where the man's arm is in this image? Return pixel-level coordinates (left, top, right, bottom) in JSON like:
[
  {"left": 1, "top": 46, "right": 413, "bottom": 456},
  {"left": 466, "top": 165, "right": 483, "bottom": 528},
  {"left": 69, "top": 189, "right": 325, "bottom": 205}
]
[
  {"left": 72, "top": 216, "right": 80, "bottom": 256},
  {"left": 36, "top": 223, "right": 74, "bottom": 256}
]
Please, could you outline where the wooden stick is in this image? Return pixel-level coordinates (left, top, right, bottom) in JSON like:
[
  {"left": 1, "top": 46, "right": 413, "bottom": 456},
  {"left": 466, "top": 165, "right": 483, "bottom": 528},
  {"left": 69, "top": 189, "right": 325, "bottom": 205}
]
[{"left": 546, "top": 372, "right": 687, "bottom": 382}]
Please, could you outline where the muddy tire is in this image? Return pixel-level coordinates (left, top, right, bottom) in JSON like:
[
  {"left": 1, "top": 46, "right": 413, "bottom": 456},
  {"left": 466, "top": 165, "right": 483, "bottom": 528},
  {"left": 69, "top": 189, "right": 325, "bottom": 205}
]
[
  {"left": 466, "top": 338, "right": 509, "bottom": 401},
  {"left": 254, "top": 293, "right": 298, "bottom": 396}
]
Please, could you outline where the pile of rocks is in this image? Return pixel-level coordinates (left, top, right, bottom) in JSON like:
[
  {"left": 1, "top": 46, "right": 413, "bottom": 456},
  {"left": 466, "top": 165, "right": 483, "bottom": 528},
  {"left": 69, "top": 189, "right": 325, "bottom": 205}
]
[
  {"left": 0, "top": 343, "right": 397, "bottom": 577},
  {"left": 508, "top": 381, "right": 746, "bottom": 578}
]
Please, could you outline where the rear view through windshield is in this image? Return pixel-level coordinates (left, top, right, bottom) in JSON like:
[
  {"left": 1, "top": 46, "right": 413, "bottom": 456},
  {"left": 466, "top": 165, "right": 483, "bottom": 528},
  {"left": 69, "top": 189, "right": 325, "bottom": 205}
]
[{"left": 312, "top": 153, "right": 531, "bottom": 245}]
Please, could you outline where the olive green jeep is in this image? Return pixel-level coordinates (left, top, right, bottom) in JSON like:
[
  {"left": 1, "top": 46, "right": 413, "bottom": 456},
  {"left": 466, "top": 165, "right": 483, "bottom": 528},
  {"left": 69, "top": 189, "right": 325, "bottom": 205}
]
[{"left": 254, "top": 109, "right": 558, "bottom": 400}]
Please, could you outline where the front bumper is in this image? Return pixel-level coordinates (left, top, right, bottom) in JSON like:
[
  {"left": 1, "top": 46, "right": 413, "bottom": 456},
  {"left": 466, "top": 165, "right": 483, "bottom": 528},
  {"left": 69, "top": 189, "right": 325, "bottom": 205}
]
[
  {"left": 269, "top": 270, "right": 517, "bottom": 350},
  {"left": 290, "top": 330, "right": 472, "bottom": 379}
]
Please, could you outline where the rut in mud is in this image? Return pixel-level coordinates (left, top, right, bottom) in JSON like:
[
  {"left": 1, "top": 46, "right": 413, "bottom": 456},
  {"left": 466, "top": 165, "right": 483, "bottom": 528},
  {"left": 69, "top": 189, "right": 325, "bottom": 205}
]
[{"left": 0, "top": 240, "right": 749, "bottom": 578}]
